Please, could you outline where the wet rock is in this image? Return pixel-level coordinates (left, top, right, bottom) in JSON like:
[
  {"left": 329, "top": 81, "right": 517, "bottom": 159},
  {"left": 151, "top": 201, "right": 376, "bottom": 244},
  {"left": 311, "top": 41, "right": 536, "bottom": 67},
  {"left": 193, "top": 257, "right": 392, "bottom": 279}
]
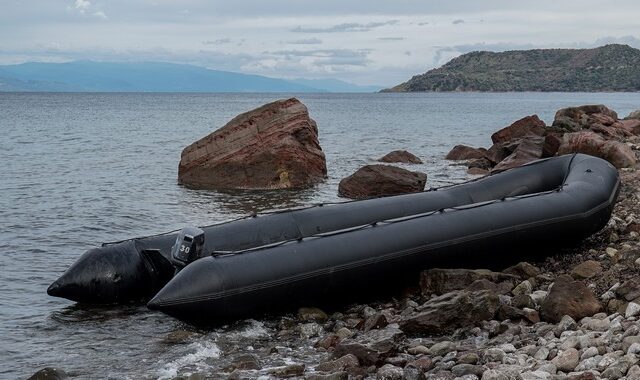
[
  {"left": 402, "top": 365, "right": 426, "bottom": 380},
  {"left": 378, "top": 150, "right": 423, "bottom": 164},
  {"left": 407, "top": 357, "right": 434, "bottom": 372},
  {"left": 552, "top": 348, "right": 579, "bottom": 372},
  {"left": 483, "top": 348, "right": 506, "bottom": 363},
  {"left": 512, "top": 294, "right": 535, "bottom": 309},
  {"left": 445, "top": 145, "right": 487, "bottom": 160},
  {"left": 178, "top": 98, "right": 326, "bottom": 189},
  {"left": 376, "top": 364, "right": 403, "bottom": 379},
  {"left": 332, "top": 325, "right": 404, "bottom": 365},
  {"left": 492, "top": 135, "right": 545, "bottom": 172},
  {"left": 512, "top": 280, "right": 533, "bottom": 296},
  {"left": 400, "top": 290, "right": 499, "bottom": 334},
  {"left": 502, "top": 262, "right": 541, "bottom": 280},
  {"left": 269, "top": 363, "right": 305, "bottom": 378},
  {"left": 570, "top": 260, "right": 603, "bottom": 279},
  {"left": 27, "top": 368, "right": 69, "bottom": 380},
  {"left": 451, "top": 363, "right": 485, "bottom": 377},
  {"left": 429, "top": 341, "right": 457, "bottom": 356},
  {"left": 306, "top": 372, "right": 348, "bottom": 380},
  {"left": 554, "top": 315, "right": 578, "bottom": 337},
  {"left": 458, "top": 352, "right": 480, "bottom": 365},
  {"left": 316, "top": 354, "right": 360, "bottom": 373},
  {"left": 364, "top": 313, "right": 388, "bottom": 332},
  {"left": 338, "top": 164, "right": 427, "bottom": 199},
  {"left": 163, "top": 330, "right": 196, "bottom": 344},
  {"left": 316, "top": 334, "right": 342, "bottom": 350},
  {"left": 467, "top": 167, "right": 489, "bottom": 176},
  {"left": 540, "top": 275, "right": 602, "bottom": 323},
  {"left": 300, "top": 322, "right": 323, "bottom": 338},
  {"left": 420, "top": 268, "right": 518, "bottom": 296},
  {"left": 557, "top": 131, "right": 637, "bottom": 168},
  {"left": 228, "top": 354, "right": 261, "bottom": 371},
  {"left": 298, "top": 307, "right": 328, "bottom": 322},
  {"left": 491, "top": 115, "right": 546, "bottom": 144},
  {"left": 615, "top": 279, "right": 640, "bottom": 301}
]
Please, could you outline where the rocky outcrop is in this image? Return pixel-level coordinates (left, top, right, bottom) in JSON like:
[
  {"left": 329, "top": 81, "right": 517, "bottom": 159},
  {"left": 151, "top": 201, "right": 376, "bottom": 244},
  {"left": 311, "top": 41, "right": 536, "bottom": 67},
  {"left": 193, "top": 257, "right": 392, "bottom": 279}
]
[
  {"left": 540, "top": 275, "right": 602, "bottom": 323},
  {"left": 491, "top": 135, "right": 545, "bottom": 172},
  {"left": 552, "top": 104, "right": 618, "bottom": 131},
  {"left": 445, "top": 145, "right": 487, "bottom": 160},
  {"left": 178, "top": 98, "right": 327, "bottom": 190},
  {"left": 399, "top": 290, "right": 500, "bottom": 334},
  {"left": 557, "top": 131, "right": 636, "bottom": 168},
  {"left": 338, "top": 165, "right": 426, "bottom": 199},
  {"left": 378, "top": 150, "right": 423, "bottom": 164},
  {"left": 27, "top": 368, "right": 68, "bottom": 380},
  {"left": 419, "top": 268, "right": 518, "bottom": 296},
  {"left": 491, "top": 115, "right": 546, "bottom": 144}
]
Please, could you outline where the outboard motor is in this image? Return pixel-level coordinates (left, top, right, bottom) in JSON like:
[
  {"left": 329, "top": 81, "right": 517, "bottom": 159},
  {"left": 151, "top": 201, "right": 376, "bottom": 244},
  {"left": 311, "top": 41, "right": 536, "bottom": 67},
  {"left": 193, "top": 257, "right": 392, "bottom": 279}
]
[{"left": 170, "top": 227, "right": 205, "bottom": 273}]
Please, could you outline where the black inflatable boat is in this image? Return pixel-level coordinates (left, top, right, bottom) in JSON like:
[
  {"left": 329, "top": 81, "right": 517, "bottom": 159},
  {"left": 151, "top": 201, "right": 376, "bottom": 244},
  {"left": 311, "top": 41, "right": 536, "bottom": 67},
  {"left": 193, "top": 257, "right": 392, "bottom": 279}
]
[
  {"left": 146, "top": 154, "right": 619, "bottom": 324},
  {"left": 50, "top": 153, "right": 582, "bottom": 304}
]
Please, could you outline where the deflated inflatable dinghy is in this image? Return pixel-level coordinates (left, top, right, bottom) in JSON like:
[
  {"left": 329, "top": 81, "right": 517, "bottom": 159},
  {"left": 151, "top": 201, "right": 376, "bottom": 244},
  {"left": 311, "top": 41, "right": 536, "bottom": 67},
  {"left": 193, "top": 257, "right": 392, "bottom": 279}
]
[
  {"left": 50, "top": 152, "right": 569, "bottom": 304},
  {"left": 147, "top": 154, "right": 619, "bottom": 324}
]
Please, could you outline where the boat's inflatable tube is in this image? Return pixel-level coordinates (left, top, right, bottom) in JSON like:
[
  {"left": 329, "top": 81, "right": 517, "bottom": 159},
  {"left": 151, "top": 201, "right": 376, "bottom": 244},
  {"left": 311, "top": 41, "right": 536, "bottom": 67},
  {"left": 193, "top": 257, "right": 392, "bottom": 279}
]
[
  {"left": 147, "top": 154, "right": 619, "bottom": 324},
  {"left": 50, "top": 166, "right": 555, "bottom": 304}
]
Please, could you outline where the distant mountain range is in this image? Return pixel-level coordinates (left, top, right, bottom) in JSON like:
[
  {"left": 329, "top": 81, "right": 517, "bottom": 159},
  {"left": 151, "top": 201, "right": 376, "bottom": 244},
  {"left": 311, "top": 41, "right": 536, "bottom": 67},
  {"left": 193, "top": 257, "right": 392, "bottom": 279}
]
[
  {"left": 384, "top": 44, "right": 640, "bottom": 92},
  {"left": 0, "top": 61, "right": 381, "bottom": 93}
]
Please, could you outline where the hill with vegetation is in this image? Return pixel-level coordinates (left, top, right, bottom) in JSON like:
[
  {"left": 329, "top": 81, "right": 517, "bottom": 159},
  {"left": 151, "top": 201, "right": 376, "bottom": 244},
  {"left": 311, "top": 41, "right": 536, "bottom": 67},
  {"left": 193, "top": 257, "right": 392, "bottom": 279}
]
[{"left": 385, "top": 44, "right": 640, "bottom": 92}]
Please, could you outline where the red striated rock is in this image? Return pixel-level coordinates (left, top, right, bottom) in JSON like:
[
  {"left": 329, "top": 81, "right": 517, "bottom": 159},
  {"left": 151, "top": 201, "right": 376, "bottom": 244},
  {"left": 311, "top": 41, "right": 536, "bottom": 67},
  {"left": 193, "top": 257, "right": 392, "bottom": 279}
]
[
  {"left": 467, "top": 167, "right": 489, "bottom": 176},
  {"left": 445, "top": 145, "right": 487, "bottom": 160},
  {"left": 557, "top": 131, "right": 637, "bottom": 168},
  {"left": 378, "top": 150, "right": 423, "bottom": 164},
  {"left": 615, "top": 119, "right": 640, "bottom": 135},
  {"left": 540, "top": 275, "right": 602, "bottom": 323},
  {"left": 588, "top": 123, "right": 631, "bottom": 139},
  {"left": 491, "top": 115, "right": 546, "bottom": 144},
  {"left": 491, "top": 135, "right": 545, "bottom": 172},
  {"left": 338, "top": 165, "right": 426, "bottom": 200},
  {"left": 588, "top": 112, "right": 616, "bottom": 126},
  {"left": 178, "top": 98, "right": 327, "bottom": 190}
]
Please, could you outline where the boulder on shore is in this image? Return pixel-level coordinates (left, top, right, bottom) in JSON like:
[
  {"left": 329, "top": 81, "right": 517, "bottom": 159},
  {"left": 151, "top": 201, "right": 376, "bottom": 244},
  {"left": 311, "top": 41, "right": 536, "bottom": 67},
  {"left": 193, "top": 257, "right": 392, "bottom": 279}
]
[
  {"left": 445, "top": 145, "right": 487, "bottom": 160},
  {"left": 491, "top": 135, "right": 545, "bottom": 172},
  {"left": 338, "top": 165, "right": 426, "bottom": 200},
  {"left": 377, "top": 150, "right": 423, "bottom": 164},
  {"left": 557, "top": 131, "right": 637, "bottom": 168},
  {"left": 552, "top": 104, "right": 618, "bottom": 131},
  {"left": 178, "top": 98, "right": 327, "bottom": 190},
  {"left": 540, "top": 275, "right": 602, "bottom": 323},
  {"left": 491, "top": 115, "right": 546, "bottom": 144}
]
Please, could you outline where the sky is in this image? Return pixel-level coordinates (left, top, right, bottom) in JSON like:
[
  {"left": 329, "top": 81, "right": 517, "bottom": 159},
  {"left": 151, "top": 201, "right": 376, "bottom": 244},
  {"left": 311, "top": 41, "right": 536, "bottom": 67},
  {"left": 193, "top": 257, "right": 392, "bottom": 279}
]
[{"left": 2, "top": 1, "right": 640, "bottom": 86}]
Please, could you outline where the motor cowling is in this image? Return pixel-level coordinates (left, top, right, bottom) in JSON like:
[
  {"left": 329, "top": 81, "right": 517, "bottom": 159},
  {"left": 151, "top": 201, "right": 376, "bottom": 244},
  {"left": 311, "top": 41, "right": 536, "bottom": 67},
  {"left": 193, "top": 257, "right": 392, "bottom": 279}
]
[{"left": 170, "top": 227, "right": 205, "bottom": 271}]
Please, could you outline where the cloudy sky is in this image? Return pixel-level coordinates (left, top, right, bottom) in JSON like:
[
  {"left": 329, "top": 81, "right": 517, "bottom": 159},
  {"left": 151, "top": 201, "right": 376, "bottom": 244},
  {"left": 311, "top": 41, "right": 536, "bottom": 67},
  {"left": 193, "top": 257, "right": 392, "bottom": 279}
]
[{"left": 2, "top": 0, "right": 640, "bottom": 86}]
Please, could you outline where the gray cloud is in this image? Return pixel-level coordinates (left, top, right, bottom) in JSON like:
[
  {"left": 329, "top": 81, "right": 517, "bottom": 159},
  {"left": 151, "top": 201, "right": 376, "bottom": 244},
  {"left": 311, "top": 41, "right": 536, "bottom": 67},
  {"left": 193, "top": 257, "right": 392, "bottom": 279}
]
[
  {"left": 203, "top": 38, "right": 232, "bottom": 45},
  {"left": 287, "top": 38, "right": 323, "bottom": 45},
  {"left": 291, "top": 20, "right": 398, "bottom": 33},
  {"left": 378, "top": 37, "right": 405, "bottom": 41},
  {"left": 268, "top": 48, "right": 372, "bottom": 66},
  {"left": 452, "top": 19, "right": 465, "bottom": 25}
]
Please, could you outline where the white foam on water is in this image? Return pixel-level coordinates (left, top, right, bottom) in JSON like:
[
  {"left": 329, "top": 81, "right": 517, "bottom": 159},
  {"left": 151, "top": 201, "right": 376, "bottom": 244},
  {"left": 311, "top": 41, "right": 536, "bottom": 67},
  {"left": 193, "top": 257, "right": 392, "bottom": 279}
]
[
  {"left": 228, "top": 319, "right": 270, "bottom": 340},
  {"left": 156, "top": 341, "right": 222, "bottom": 379}
]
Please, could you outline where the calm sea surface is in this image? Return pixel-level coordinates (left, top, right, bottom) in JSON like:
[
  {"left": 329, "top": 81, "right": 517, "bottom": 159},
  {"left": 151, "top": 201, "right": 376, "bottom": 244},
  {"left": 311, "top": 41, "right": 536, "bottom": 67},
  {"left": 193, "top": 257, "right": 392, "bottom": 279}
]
[{"left": 1, "top": 92, "right": 640, "bottom": 379}]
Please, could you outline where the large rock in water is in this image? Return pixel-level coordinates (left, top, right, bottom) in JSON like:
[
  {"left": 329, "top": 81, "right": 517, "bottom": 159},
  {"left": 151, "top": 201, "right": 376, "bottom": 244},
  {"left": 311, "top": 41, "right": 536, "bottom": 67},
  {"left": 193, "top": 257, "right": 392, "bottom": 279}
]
[
  {"left": 378, "top": 150, "right": 423, "bottom": 164},
  {"left": 557, "top": 131, "right": 636, "bottom": 168},
  {"left": 491, "top": 135, "right": 545, "bottom": 172},
  {"left": 178, "top": 98, "right": 327, "bottom": 189},
  {"left": 338, "top": 165, "right": 427, "bottom": 199},
  {"left": 552, "top": 104, "right": 618, "bottom": 131}
]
